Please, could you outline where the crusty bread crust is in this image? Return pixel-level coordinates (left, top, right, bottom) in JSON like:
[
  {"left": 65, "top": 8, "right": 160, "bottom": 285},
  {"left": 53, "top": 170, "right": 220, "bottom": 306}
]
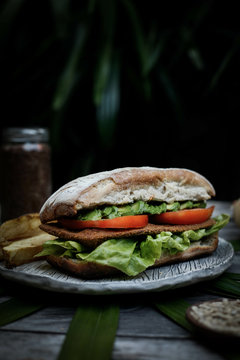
[
  {"left": 40, "top": 167, "right": 215, "bottom": 223},
  {"left": 46, "top": 232, "right": 218, "bottom": 279},
  {"left": 47, "top": 255, "right": 122, "bottom": 278}
]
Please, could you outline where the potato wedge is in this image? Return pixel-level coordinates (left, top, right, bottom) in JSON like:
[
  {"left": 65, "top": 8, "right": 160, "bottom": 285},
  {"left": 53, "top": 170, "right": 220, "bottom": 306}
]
[
  {"left": 0, "top": 213, "right": 56, "bottom": 267},
  {"left": 0, "top": 213, "right": 42, "bottom": 243},
  {"left": 2, "top": 233, "right": 56, "bottom": 268}
]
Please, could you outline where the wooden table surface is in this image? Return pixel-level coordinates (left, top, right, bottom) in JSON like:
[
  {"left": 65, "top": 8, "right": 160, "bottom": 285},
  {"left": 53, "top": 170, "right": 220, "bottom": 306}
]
[{"left": 0, "top": 200, "right": 240, "bottom": 360}]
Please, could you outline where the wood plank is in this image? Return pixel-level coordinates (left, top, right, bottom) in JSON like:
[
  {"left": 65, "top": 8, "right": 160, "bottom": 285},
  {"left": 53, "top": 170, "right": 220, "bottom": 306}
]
[
  {"left": 1, "top": 302, "right": 191, "bottom": 338},
  {"left": 0, "top": 331, "right": 64, "bottom": 360},
  {"left": 0, "top": 331, "right": 227, "bottom": 360},
  {"left": 0, "top": 290, "right": 228, "bottom": 339},
  {"left": 0, "top": 304, "right": 75, "bottom": 333},
  {"left": 112, "top": 337, "right": 224, "bottom": 360},
  {"left": 118, "top": 305, "right": 192, "bottom": 338}
]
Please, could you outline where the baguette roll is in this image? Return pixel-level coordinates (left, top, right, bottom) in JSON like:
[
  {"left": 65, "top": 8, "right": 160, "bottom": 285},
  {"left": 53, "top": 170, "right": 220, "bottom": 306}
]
[{"left": 36, "top": 167, "right": 229, "bottom": 280}]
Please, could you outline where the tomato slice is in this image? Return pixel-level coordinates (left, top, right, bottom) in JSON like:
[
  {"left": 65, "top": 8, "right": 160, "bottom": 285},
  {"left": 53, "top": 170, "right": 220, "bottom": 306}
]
[
  {"left": 58, "top": 215, "right": 149, "bottom": 229},
  {"left": 150, "top": 206, "right": 215, "bottom": 225}
]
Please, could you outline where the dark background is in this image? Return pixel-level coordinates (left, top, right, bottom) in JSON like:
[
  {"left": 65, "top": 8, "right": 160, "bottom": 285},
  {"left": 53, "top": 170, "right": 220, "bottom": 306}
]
[{"left": 0, "top": 0, "right": 239, "bottom": 201}]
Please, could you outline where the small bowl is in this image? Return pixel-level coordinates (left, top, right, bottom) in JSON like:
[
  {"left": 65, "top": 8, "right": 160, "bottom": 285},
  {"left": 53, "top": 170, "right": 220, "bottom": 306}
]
[{"left": 186, "top": 298, "right": 240, "bottom": 342}]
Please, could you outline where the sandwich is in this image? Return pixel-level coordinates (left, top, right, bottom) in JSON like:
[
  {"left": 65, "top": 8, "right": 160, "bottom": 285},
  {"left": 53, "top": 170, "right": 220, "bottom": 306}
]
[{"left": 36, "top": 167, "right": 229, "bottom": 278}]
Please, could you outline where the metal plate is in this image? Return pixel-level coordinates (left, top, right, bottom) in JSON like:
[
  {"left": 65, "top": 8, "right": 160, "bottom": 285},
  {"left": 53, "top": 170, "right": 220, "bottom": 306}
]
[{"left": 0, "top": 238, "right": 234, "bottom": 295}]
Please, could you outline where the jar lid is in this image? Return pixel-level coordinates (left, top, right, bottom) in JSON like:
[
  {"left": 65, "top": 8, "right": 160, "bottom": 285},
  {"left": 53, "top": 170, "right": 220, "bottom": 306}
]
[{"left": 2, "top": 127, "right": 50, "bottom": 143}]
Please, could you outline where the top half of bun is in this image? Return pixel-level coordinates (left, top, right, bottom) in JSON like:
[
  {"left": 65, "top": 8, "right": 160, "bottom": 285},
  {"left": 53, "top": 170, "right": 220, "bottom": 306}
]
[{"left": 40, "top": 167, "right": 215, "bottom": 223}]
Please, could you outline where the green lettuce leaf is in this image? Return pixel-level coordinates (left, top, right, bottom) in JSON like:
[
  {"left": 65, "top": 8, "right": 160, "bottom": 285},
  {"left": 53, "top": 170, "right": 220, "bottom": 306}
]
[
  {"left": 76, "top": 200, "right": 206, "bottom": 220},
  {"left": 35, "top": 239, "right": 89, "bottom": 257},
  {"left": 36, "top": 214, "right": 229, "bottom": 276}
]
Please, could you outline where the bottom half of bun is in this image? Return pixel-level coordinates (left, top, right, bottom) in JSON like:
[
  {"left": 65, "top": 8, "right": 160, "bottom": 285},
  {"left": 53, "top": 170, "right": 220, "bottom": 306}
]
[{"left": 46, "top": 232, "right": 219, "bottom": 279}]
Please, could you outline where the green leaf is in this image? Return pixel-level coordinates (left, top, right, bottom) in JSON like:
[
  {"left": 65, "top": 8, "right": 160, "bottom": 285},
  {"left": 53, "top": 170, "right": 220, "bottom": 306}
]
[
  {"left": 93, "top": 42, "right": 112, "bottom": 105},
  {"left": 120, "top": 0, "right": 147, "bottom": 76},
  {"left": 0, "top": 0, "right": 27, "bottom": 38},
  {"left": 58, "top": 301, "right": 119, "bottom": 360},
  {"left": 52, "top": 22, "right": 89, "bottom": 111},
  {"left": 197, "top": 273, "right": 240, "bottom": 298},
  {"left": 168, "top": 2, "right": 212, "bottom": 69},
  {"left": 93, "top": 0, "right": 116, "bottom": 105},
  {"left": 50, "top": 0, "right": 70, "bottom": 38},
  {"left": 229, "top": 240, "right": 240, "bottom": 252},
  {"left": 206, "top": 32, "right": 240, "bottom": 94},
  {"left": 153, "top": 295, "right": 195, "bottom": 333},
  {"left": 0, "top": 298, "right": 45, "bottom": 327},
  {"left": 158, "top": 68, "right": 185, "bottom": 126},
  {"left": 95, "top": 52, "right": 120, "bottom": 148},
  {"left": 120, "top": 0, "right": 152, "bottom": 100},
  {"left": 145, "top": 23, "right": 165, "bottom": 74},
  {"left": 201, "top": 288, "right": 240, "bottom": 299},
  {"left": 88, "top": 0, "right": 97, "bottom": 13},
  {"left": 202, "top": 276, "right": 240, "bottom": 297},
  {"left": 224, "top": 272, "right": 240, "bottom": 281},
  {"left": 97, "top": 0, "right": 116, "bottom": 40},
  {"left": 180, "top": 26, "right": 204, "bottom": 70}
]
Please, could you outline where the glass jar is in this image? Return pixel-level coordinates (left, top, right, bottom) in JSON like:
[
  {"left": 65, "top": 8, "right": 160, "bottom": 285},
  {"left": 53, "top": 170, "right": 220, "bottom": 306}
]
[{"left": 0, "top": 127, "right": 52, "bottom": 223}]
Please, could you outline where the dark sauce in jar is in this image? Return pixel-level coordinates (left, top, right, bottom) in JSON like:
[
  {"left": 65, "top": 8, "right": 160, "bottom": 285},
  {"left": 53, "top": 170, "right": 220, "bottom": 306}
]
[{"left": 0, "top": 127, "right": 52, "bottom": 223}]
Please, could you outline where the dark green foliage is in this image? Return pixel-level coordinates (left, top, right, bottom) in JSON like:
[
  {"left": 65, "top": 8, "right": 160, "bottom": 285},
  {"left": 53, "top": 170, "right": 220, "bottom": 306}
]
[{"left": 0, "top": 1, "right": 239, "bottom": 198}]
